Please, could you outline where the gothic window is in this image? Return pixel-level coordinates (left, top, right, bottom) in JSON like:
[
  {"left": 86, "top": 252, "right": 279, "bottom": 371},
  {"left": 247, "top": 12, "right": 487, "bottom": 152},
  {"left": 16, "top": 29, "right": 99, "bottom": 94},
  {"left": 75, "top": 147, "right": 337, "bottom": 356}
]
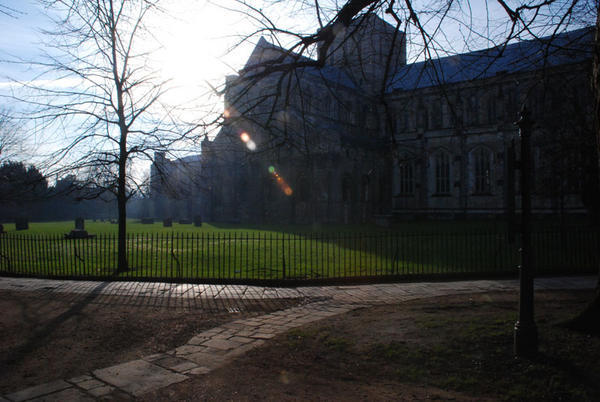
[
  {"left": 417, "top": 102, "right": 428, "bottom": 129},
  {"left": 395, "top": 107, "right": 408, "bottom": 131},
  {"left": 505, "top": 86, "right": 518, "bottom": 122},
  {"left": 360, "top": 175, "right": 369, "bottom": 202},
  {"left": 342, "top": 174, "right": 352, "bottom": 202},
  {"left": 466, "top": 93, "right": 479, "bottom": 125},
  {"left": 322, "top": 94, "right": 331, "bottom": 117},
  {"left": 473, "top": 148, "right": 492, "bottom": 194},
  {"left": 486, "top": 95, "right": 497, "bottom": 124},
  {"left": 302, "top": 87, "right": 312, "bottom": 113},
  {"left": 435, "top": 151, "right": 451, "bottom": 194},
  {"left": 431, "top": 99, "right": 442, "bottom": 129},
  {"left": 397, "top": 161, "right": 414, "bottom": 195}
]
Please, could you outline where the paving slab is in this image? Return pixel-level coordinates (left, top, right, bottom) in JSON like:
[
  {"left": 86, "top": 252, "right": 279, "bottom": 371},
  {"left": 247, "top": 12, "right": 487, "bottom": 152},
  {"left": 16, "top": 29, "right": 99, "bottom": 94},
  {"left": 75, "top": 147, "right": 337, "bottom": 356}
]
[
  {"left": 86, "top": 385, "right": 114, "bottom": 398},
  {"left": 6, "top": 380, "right": 72, "bottom": 402},
  {"left": 66, "top": 375, "right": 93, "bottom": 385},
  {"left": 72, "top": 379, "right": 106, "bottom": 391},
  {"left": 93, "top": 360, "right": 188, "bottom": 396},
  {"left": 29, "top": 387, "right": 94, "bottom": 402},
  {"left": 202, "top": 338, "right": 242, "bottom": 351},
  {"left": 153, "top": 355, "right": 198, "bottom": 372}
]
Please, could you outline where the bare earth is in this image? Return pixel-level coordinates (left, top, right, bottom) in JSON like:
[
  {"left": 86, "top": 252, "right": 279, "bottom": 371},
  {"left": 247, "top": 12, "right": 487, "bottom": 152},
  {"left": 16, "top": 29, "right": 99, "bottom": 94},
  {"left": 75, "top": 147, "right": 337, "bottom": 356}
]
[
  {"left": 0, "top": 289, "right": 302, "bottom": 395},
  {"left": 1, "top": 287, "right": 597, "bottom": 400}
]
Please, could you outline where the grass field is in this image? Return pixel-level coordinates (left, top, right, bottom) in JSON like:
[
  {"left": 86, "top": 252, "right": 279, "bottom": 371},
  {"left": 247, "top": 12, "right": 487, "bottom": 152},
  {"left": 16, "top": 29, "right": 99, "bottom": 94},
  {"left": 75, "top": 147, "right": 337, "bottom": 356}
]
[
  {"left": 0, "top": 219, "right": 597, "bottom": 282},
  {"left": 0, "top": 219, "right": 512, "bottom": 235}
]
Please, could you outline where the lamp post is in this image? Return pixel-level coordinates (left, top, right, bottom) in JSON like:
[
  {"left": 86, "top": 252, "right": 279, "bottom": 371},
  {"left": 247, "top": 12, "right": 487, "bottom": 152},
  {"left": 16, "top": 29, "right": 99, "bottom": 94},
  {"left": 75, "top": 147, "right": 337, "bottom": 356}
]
[{"left": 514, "top": 105, "right": 538, "bottom": 357}]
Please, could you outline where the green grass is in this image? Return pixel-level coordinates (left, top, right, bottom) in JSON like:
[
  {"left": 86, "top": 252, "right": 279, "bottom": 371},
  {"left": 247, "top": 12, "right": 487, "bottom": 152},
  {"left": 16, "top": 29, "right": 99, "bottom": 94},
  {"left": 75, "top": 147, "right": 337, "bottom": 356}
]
[{"left": 0, "top": 219, "right": 596, "bottom": 281}]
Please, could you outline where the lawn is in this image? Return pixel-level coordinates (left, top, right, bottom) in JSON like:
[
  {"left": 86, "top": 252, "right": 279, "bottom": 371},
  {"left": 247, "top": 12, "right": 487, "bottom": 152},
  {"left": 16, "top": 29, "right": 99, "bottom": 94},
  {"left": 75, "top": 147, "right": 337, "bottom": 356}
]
[{"left": 0, "top": 219, "right": 597, "bottom": 282}]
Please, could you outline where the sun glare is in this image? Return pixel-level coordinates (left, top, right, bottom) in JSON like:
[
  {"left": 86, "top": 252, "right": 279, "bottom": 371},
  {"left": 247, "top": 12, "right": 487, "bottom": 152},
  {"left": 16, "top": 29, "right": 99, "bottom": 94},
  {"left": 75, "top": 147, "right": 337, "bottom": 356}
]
[{"left": 149, "top": 1, "right": 250, "bottom": 107}]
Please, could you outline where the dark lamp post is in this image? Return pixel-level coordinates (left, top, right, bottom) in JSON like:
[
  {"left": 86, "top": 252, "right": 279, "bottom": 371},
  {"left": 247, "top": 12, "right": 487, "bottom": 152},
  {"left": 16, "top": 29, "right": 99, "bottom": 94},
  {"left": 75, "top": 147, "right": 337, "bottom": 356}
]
[{"left": 514, "top": 105, "right": 538, "bottom": 357}]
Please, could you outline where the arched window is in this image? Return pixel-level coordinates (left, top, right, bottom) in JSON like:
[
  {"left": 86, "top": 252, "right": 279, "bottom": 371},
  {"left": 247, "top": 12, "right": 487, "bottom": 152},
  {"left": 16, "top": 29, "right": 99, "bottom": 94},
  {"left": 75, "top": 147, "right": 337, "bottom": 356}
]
[
  {"left": 417, "top": 102, "right": 428, "bottom": 129},
  {"left": 473, "top": 148, "right": 492, "bottom": 194},
  {"left": 486, "top": 95, "right": 497, "bottom": 123},
  {"left": 397, "top": 161, "right": 414, "bottom": 195},
  {"left": 435, "top": 151, "right": 450, "bottom": 194},
  {"left": 342, "top": 174, "right": 352, "bottom": 202},
  {"left": 431, "top": 99, "right": 443, "bottom": 129},
  {"left": 466, "top": 93, "right": 479, "bottom": 125}
]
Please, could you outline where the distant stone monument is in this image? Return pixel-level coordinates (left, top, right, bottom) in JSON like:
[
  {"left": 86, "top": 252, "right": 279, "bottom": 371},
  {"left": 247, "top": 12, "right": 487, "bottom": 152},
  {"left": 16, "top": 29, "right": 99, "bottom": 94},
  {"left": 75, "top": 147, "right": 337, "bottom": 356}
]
[
  {"left": 163, "top": 218, "right": 172, "bottom": 227},
  {"left": 178, "top": 218, "right": 191, "bottom": 224},
  {"left": 15, "top": 218, "right": 28, "bottom": 231},
  {"left": 193, "top": 215, "right": 202, "bottom": 227},
  {"left": 65, "top": 217, "right": 95, "bottom": 239},
  {"left": 141, "top": 217, "right": 154, "bottom": 224}
]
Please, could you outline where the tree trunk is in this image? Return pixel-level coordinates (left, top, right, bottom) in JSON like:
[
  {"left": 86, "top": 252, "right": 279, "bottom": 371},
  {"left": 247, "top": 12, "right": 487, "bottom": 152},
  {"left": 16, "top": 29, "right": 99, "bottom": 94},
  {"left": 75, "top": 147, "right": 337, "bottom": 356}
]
[{"left": 116, "top": 148, "right": 128, "bottom": 273}]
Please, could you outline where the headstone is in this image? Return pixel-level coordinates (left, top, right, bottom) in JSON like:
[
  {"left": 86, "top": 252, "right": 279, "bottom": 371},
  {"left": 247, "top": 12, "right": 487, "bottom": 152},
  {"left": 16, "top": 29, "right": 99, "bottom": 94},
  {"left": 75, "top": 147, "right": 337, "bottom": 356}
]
[
  {"left": 178, "top": 218, "right": 191, "bottom": 224},
  {"left": 141, "top": 217, "right": 154, "bottom": 224},
  {"left": 163, "top": 218, "right": 172, "bottom": 227},
  {"left": 15, "top": 217, "right": 28, "bottom": 231},
  {"left": 193, "top": 215, "right": 202, "bottom": 227},
  {"left": 75, "top": 217, "right": 85, "bottom": 230},
  {"left": 0, "top": 223, "right": 4, "bottom": 234}
]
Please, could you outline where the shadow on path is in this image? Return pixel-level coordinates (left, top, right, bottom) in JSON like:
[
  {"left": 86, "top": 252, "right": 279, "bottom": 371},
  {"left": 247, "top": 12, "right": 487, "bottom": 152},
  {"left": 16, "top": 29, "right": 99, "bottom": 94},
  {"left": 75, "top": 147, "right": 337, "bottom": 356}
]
[{"left": 1, "top": 281, "right": 111, "bottom": 371}]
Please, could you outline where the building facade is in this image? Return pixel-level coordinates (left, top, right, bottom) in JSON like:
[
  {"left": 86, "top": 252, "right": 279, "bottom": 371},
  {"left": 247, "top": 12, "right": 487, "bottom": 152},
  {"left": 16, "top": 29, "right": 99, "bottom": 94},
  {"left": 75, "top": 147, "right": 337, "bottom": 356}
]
[{"left": 159, "top": 15, "right": 595, "bottom": 224}]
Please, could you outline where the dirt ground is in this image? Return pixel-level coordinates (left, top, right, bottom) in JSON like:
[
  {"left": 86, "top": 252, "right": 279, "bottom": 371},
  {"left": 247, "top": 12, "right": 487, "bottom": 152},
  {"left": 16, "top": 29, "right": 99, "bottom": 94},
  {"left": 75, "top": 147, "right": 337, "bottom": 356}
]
[
  {"left": 142, "top": 290, "right": 599, "bottom": 402},
  {"left": 0, "top": 289, "right": 303, "bottom": 394},
  {"left": 2, "top": 288, "right": 598, "bottom": 401}
]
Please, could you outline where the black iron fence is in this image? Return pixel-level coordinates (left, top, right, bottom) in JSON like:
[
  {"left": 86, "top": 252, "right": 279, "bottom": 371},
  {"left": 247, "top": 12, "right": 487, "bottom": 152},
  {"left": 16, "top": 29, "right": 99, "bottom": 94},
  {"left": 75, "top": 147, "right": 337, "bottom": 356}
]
[{"left": 0, "top": 229, "right": 597, "bottom": 284}]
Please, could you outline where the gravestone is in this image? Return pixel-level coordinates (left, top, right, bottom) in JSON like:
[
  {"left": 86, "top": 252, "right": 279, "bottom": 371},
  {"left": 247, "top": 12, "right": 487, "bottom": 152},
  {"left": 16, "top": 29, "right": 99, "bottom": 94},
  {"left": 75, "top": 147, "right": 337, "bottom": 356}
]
[
  {"left": 193, "top": 215, "right": 202, "bottom": 227},
  {"left": 15, "top": 218, "right": 28, "bottom": 231},
  {"left": 141, "top": 217, "right": 154, "bottom": 224},
  {"left": 163, "top": 218, "right": 172, "bottom": 227},
  {"left": 65, "top": 217, "right": 95, "bottom": 239},
  {"left": 0, "top": 223, "right": 4, "bottom": 234},
  {"left": 178, "top": 218, "right": 191, "bottom": 224}
]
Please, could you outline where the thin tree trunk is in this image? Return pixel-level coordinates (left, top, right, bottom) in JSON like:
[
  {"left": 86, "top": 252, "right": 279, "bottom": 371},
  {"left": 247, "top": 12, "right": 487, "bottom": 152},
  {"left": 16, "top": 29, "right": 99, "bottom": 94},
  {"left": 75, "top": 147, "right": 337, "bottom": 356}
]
[{"left": 117, "top": 153, "right": 128, "bottom": 272}]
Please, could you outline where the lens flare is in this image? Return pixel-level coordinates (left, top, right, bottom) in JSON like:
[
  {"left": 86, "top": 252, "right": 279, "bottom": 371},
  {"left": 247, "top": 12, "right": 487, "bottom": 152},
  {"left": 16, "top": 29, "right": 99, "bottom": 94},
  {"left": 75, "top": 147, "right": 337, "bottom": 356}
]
[
  {"left": 268, "top": 166, "right": 293, "bottom": 196},
  {"left": 239, "top": 132, "right": 256, "bottom": 151}
]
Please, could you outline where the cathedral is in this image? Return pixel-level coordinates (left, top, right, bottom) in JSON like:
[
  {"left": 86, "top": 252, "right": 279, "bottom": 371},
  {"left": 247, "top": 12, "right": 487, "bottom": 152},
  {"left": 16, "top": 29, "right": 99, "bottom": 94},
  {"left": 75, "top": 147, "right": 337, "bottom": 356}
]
[{"left": 154, "top": 15, "right": 595, "bottom": 224}]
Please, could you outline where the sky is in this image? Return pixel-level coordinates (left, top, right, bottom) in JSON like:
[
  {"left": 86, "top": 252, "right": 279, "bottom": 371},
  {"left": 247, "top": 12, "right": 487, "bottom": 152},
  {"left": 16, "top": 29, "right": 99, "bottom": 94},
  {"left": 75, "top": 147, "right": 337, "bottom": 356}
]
[
  {"left": 0, "top": 0, "right": 592, "bottom": 177},
  {"left": 0, "top": 0, "right": 257, "bottom": 105}
]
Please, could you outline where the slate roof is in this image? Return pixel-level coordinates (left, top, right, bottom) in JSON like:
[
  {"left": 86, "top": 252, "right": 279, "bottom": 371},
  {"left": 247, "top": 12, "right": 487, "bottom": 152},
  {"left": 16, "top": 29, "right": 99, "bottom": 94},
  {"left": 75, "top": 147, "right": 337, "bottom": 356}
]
[
  {"left": 243, "top": 37, "right": 357, "bottom": 90},
  {"left": 389, "top": 27, "right": 593, "bottom": 92}
]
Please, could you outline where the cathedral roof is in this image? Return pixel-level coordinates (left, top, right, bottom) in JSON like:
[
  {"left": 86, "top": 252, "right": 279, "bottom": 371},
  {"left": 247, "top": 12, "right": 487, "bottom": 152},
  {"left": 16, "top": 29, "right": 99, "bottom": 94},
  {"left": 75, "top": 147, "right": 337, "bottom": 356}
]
[
  {"left": 242, "top": 37, "right": 357, "bottom": 90},
  {"left": 389, "top": 27, "right": 593, "bottom": 92}
]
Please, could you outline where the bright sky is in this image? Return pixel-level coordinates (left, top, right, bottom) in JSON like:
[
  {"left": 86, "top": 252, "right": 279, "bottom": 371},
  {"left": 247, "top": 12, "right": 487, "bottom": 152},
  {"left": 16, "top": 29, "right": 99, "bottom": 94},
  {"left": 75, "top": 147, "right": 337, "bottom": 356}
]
[
  {"left": 0, "top": 0, "right": 257, "bottom": 110},
  {"left": 0, "top": 0, "right": 591, "bottom": 173}
]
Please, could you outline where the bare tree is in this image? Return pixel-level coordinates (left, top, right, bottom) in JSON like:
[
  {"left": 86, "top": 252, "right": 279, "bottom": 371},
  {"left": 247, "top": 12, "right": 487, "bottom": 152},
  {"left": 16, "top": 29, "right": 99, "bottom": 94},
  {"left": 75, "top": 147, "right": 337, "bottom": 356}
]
[
  {"left": 4, "top": 0, "right": 202, "bottom": 271},
  {"left": 0, "top": 109, "right": 23, "bottom": 163}
]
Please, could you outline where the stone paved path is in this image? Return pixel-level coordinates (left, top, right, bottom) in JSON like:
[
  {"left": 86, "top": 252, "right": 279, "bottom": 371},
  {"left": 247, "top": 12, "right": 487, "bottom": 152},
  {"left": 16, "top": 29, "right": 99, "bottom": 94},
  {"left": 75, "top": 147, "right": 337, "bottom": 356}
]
[{"left": 0, "top": 275, "right": 595, "bottom": 401}]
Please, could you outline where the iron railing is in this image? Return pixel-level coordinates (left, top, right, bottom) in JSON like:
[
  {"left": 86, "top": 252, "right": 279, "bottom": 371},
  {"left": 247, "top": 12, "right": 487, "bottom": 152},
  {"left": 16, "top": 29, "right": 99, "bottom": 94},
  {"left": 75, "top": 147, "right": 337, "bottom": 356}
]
[{"left": 0, "top": 230, "right": 597, "bottom": 284}]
